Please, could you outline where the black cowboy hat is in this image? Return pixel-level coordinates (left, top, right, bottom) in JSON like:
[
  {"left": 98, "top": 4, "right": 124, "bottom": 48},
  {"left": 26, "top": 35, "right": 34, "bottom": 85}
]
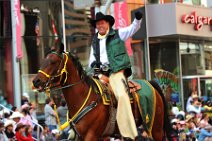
[{"left": 90, "top": 12, "right": 115, "bottom": 28}]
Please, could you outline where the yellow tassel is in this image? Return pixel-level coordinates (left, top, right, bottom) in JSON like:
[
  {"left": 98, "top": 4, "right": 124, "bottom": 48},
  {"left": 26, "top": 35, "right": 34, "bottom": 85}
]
[{"left": 60, "top": 121, "right": 70, "bottom": 131}]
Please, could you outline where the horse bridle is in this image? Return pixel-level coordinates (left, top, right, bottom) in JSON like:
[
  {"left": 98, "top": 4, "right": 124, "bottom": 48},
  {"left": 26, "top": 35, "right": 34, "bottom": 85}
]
[
  {"left": 38, "top": 52, "right": 85, "bottom": 93},
  {"left": 38, "top": 52, "right": 69, "bottom": 91}
]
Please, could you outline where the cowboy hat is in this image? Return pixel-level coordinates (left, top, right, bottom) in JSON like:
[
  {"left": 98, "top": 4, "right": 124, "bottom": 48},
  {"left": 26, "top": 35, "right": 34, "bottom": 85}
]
[
  {"left": 90, "top": 12, "right": 115, "bottom": 28},
  {"left": 171, "top": 118, "right": 179, "bottom": 124},
  {"left": 10, "top": 112, "right": 24, "bottom": 119},
  {"left": 185, "top": 114, "right": 194, "bottom": 122},
  {"left": 4, "top": 120, "right": 14, "bottom": 128}
]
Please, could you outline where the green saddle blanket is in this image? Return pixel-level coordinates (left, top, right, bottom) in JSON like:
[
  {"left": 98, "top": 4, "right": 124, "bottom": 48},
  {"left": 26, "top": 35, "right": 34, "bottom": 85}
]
[{"left": 134, "top": 79, "right": 156, "bottom": 136}]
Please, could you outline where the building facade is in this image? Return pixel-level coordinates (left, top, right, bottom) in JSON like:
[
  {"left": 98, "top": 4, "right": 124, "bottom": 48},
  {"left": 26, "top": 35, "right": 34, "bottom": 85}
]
[
  {"left": 0, "top": 0, "right": 211, "bottom": 111},
  {"left": 133, "top": 3, "right": 212, "bottom": 109}
]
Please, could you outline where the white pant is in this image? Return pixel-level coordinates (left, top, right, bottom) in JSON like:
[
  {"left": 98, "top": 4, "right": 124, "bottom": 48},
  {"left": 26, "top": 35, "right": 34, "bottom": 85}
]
[{"left": 109, "top": 71, "right": 138, "bottom": 139}]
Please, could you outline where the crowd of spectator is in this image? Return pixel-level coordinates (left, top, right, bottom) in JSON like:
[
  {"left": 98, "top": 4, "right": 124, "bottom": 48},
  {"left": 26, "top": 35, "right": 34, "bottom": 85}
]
[
  {"left": 0, "top": 95, "right": 70, "bottom": 141},
  {"left": 1, "top": 90, "right": 212, "bottom": 141},
  {"left": 170, "top": 91, "right": 212, "bottom": 141}
]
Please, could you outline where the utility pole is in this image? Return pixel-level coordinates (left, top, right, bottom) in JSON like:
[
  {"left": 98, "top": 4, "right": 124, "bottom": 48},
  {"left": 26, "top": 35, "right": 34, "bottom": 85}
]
[{"left": 10, "top": 0, "right": 21, "bottom": 109}]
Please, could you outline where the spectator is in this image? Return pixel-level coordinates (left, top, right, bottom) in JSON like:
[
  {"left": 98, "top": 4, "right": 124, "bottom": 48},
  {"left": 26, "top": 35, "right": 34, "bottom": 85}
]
[
  {"left": 187, "top": 95, "right": 202, "bottom": 114},
  {"left": 198, "top": 124, "right": 212, "bottom": 141},
  {"left": 10, "top": 112, "right": 24, "bottom": 130},
  {"left": 44, "top": 98, "right": 57, "bottom": 131},
  {"left": 199, "top": 113, "right": 210, "bottom": 128},
  {"left": 176, "top": 111, "right": 185, "bottom": 121},
  {"left": 29, "top": 102, "right": 37, "bottom": 121},
  {"left": 15, "top": 123, "right": 28, "bottom": 141},
  {"left": 170, "top": 119, "right": 179, "bottom": 141},
  {"left": 4, "top": 120, "right": 15, "bottom": 140},
  {"left": 32, "top": 126, "right": 42, "bottom": 141},
  {"left": 0, "top": 120, "right": 8, "bottom": 141},
  {"left": 2, "top": 111, "right": 11, "bottom": 123},
  {"left": 171, "top": 106, "right": 179, "bottom": 117},
  {"left": 11, "top": 107, "right": 18, "bottom": 113},
  {"left": 51, "top": 129, "right": 60, "bottom": 141},
  {"left": 21, "top": 93, "right": 30, "bottom": 105},
  {"left": 40, "top": 124, "right": 54, "bottom": 141},
  {"left": 186, "top": 91, "right": 198, "bottom": 112},
  {"left": 57, "top": 100, "right": 68, "bottom": 126},
  {"left": 24, "top": 125, "right": 33, "bottom": 141},
  {"left": 57, "top": 100, "right": 69, "bottom": 138},
  {"left": 20, "top": 104, "right": 33, "bottom": 127}
]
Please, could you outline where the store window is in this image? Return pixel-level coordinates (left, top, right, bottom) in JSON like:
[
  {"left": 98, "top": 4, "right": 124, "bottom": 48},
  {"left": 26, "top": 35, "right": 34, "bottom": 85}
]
[
  {"left": 182, "top": 77, "right": 199, "bottom": 110},
  {"left": 204, "top": 43, "right": 212, "bottom": 71},
  {"left": 180, "top": 42, "right": 205, "bottom": 76},
  {"left": 20, "top": 0, "right": 63, "bottom": 111},
  {"left": 149, "top": 39, "right": 181, "bottom": 104},
  {"left": 201, "top": 78, "right": 212, "bottom": 101},
  {"left": 131, "top": 42, "right": 146, "bottom": 79}
]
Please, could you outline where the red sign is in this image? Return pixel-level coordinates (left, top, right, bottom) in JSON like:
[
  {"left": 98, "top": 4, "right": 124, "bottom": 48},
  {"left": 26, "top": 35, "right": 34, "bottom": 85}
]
[
  {"left": 181, "top": 11, "right": 212, "bottom": 31},
  {"left": 114, "top": 1, "right": 133, "bottom": 56},
  {"left": 14, "top": 0, "right": 22, "bottom": 58}
]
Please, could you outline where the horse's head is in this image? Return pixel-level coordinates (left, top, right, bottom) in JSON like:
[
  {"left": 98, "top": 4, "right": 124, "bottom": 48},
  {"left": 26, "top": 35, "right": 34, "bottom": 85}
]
[{"left": 32, "top": 46, "right": 68, "bottom": 92}]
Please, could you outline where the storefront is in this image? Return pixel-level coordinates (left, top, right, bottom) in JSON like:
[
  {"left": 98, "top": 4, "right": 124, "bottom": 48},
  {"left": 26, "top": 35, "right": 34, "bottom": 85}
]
[
  {"left": 133, "top": 3, "right": 212, "bottom": 110},
  {"left": 2, "top": 0, "right": 211, "bottom": 112},
  {"left": 0, "top": 0, "right": 93, "bottom": 110},
  {"left": 0, "top": 1, "right": 13, "bottom": 106}
]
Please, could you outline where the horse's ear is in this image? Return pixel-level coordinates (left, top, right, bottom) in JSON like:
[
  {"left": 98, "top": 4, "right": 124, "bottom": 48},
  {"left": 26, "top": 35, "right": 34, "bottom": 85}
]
[
  {"left": 51, "top": 41, "right": 64, "bottom": 54},
  {"left": 59, "top": 42, "right": 64, "bottom": 53}
]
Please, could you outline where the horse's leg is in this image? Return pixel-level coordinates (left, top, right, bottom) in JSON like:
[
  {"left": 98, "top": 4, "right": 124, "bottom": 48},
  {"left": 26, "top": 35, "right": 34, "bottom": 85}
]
[{"left": 152, "top": 91, "right": 164, "bottom": 141}]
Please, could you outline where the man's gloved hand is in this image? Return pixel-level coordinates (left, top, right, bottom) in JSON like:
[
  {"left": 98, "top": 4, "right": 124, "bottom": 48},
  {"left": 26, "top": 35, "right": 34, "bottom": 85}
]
[{"left": 135, "top": 11, "right": 143, "bottom": 20}]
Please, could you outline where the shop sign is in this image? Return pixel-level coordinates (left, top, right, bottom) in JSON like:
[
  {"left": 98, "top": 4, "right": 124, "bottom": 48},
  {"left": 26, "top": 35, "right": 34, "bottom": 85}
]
[{"left": 181, "top": 11, "right": 212, "bottom": 31}]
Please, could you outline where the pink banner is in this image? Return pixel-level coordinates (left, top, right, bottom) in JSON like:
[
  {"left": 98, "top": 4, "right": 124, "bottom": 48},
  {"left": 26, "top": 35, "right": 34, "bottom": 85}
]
[
  {"left": 114, "top": 1, "right": 133, "bottom": 56},
  {"left": 15, "top": 0, "right": 22, "bottom": 58}
]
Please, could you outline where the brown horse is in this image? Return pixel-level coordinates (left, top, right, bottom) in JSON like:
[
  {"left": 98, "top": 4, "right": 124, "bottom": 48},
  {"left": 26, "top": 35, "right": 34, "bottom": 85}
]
[{"left": 32, "top": 47, "right": 171, "bottom": 141}]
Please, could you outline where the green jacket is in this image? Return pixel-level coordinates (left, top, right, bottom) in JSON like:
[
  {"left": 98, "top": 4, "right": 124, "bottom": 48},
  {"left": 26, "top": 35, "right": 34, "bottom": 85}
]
[{"left": 92, "top": 28, "right": 132, "bottom": 77}]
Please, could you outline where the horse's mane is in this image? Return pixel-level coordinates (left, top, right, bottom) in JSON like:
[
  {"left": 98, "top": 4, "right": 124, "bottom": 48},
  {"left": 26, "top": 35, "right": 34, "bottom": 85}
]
[{"left": 67, "top": 52, "right": 93, "bottom": 85}]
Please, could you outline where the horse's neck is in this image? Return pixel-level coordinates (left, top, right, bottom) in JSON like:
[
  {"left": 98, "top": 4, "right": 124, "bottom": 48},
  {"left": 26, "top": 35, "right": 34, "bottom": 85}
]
[{"left": 62, "top": 77, "right": 91, "bottom": 116}]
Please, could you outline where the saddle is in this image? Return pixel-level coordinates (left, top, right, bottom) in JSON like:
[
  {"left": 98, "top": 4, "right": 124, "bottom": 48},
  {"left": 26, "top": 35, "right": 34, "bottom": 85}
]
[
  {"left": 92, "top": 75, "right": 156, "bottom": 138},
  {"left": 92, "top": 75, "right": 141, "bottom": 105}
]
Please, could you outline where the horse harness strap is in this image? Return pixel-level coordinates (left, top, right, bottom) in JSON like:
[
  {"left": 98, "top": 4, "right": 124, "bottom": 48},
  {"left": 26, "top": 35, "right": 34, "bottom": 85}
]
[
  {"left": 38, "top": 52, "right": 69, "bottom": 86},
  {"left": 68, "top": 86, "right": 93, "bottom": 123},
  {"left": 94, "top": 36, "right": 101, "bottom": 68}
]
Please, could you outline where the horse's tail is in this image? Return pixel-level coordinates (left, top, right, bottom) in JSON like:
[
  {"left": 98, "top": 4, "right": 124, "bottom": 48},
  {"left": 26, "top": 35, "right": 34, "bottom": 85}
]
[{"left": 149, "top": 80, "right": 172, "bottom": 141}]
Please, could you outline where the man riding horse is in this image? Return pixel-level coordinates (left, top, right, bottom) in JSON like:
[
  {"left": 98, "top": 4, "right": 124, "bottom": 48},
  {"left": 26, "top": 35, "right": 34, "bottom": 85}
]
[{"left": 89, "top": 11, "right": 143, "bottom": 140}]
